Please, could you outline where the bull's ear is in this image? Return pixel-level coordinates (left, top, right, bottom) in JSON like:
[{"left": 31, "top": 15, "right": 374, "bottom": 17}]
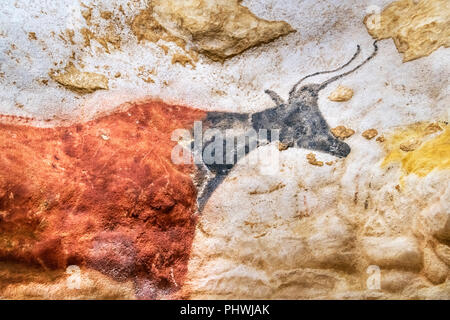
[{"left": 264, "top": 89, "right": 285, "bottom": 106}]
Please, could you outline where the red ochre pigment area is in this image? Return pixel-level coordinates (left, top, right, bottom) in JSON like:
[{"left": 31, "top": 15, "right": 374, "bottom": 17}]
[{"left": 0, "top": 101, "right": 206, "bottom": 299}]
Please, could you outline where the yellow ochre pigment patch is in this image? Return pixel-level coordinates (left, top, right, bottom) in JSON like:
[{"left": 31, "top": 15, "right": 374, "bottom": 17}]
[{"left": 382, "top": 122, "right": 450, "bottom": 178}]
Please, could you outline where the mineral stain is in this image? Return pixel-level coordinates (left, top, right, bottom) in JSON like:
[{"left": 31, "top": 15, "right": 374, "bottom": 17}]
[
  {"left": 141, "top": 0, "right": 294, "bottom": 62},
  {"left": 49, "top": 62, "right": 109, "bottom": 94},
  {"left": 382, "top": 122, "right": 450, "bottom": 177}
]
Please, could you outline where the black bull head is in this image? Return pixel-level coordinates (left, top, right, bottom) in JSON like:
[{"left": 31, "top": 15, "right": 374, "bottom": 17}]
[{"left": 188, "top": 41, "right": 378, "bottom": 210}]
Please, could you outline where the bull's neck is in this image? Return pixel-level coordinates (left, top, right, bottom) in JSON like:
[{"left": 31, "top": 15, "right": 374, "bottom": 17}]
[{"left": 203, "top": 111, "right": 253, "bottom": 132}]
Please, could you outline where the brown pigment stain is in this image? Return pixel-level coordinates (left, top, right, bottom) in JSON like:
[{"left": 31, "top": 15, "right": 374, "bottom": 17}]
[
  {"left": 0, "top": 101, "right": 207, "bottom": 299},
  {"left": 328, "top": 85, "right": 354, "bottom": 102},
  {"left": 130, "top": 8, "right": 198, "bottom": 65},
  {"left": 100, "top": 11, "right": 113, "bottom": 20},
  {"left": 278, "top": 142, "right": 290, "bottom": 151},
  {"left": 399, "top": 138, "right": 421, "bottom": 152},
  {"left": 137, "top": 66, "right": 156, "bottom": 84},
  {"left": 306, "top": 153, "right": 324, "bottom": 167},
  {"left": 249, "top": 183, "right": 286, "bottom": 195},
  {"left": 69, "top": 5, "right": 123, "bottom": 54},
  {"left": 65, "top": 29, "right": 76, "bottom": 45},
  {"left": 131, "top": 8, "right": 188, "bottom": 49},
  {"left": 171, "top": 54, "right": 196, "bottom": 68},
  {"left": 362, "top": 129, "right": 378, "bottom": 140},
  {"left": 81, "top": 7, "right": 93, "bottom": 25},
  {"left": 80, "top": 26, "right": 121, "bottom": 53},
  {"left": 0, "top": 262, "right": 135, "bottom": 299},
  {"left": 49, "top": 62, "right": 109, "bottom": 94},
  {"left": 330, "top": 126, "right": 355, "bottom": 140},
  {"left": 28, "top": 32, "right": 37, "bottom": 41}
]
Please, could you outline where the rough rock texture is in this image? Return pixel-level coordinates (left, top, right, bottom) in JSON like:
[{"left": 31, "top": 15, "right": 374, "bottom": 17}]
[
  {"left": 50, "top": 62, "right": 109, "bottom": 94},
  {"left": 130, "top": 0, "right": 294, "bottom": 63},
  {"left": 151, "top": 0, "right": 295, "bottom": 62},
  {"left": 306, "top": 153, "right": 324, "bottom": 167},
  {"left": 0, "top": 263, "right": 135, "bottom": 300},
  {"left": 131, "top": 7, "right": 191, "bottom": 53},
  {"left": 183, "top": 124, "right": 450, "bottom": 299},
  {"left": 362, "top": 129, "right": 378, "bottom": 140},
  {"left": 364, "top": 0, "right": 450, "bottom": 62},
  {"left": 328, "top": 85, "right": 354, "bottom": 102},
  {"left": 0, "top": 0, "right": 449, "bottom": 300},
  {"left": 331, "top": 126, "right": 356, "bottom": 139},
  {"left": 0, "top": 101, "right": 205, "bottom": 299}
]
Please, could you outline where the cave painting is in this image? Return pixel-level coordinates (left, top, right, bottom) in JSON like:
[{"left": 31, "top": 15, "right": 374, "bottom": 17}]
[
  {"left": 0, "top": 102, "right": 205, "bottom": 299},
  {"left": 0, "top": 0, "right": 449, "bottom": 301},
  {"left": 192, "top": 42, "right": 378, "bottom": 209},
  {"left": 0, "top": 42, "right": 378, "bottom": 298}
]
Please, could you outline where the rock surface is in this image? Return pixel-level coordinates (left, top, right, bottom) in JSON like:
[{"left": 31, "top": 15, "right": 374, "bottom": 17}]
[
  {"left": 331, "top": 126, "right": 356, "bottom": 139},
  {"left": 0, "top": 0, "right": 449, "bottom": 300},
  {"left": 328, "top": 85, "right": 354, "bottom": 102},
  {"left": 364, "top": 0, "right": 450, "bottom": 62},
  {"left": 50, "top": 62, "right": 109, "bottom": 94},
  {"left": 151, "top": 0, "right": 295, "bottom": 62},
  {"left": 362, "top": 129, "right": 378, "bottom": 140},
  {"left": 362, "top": 237, "right": 422, "bottom": 270}
]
